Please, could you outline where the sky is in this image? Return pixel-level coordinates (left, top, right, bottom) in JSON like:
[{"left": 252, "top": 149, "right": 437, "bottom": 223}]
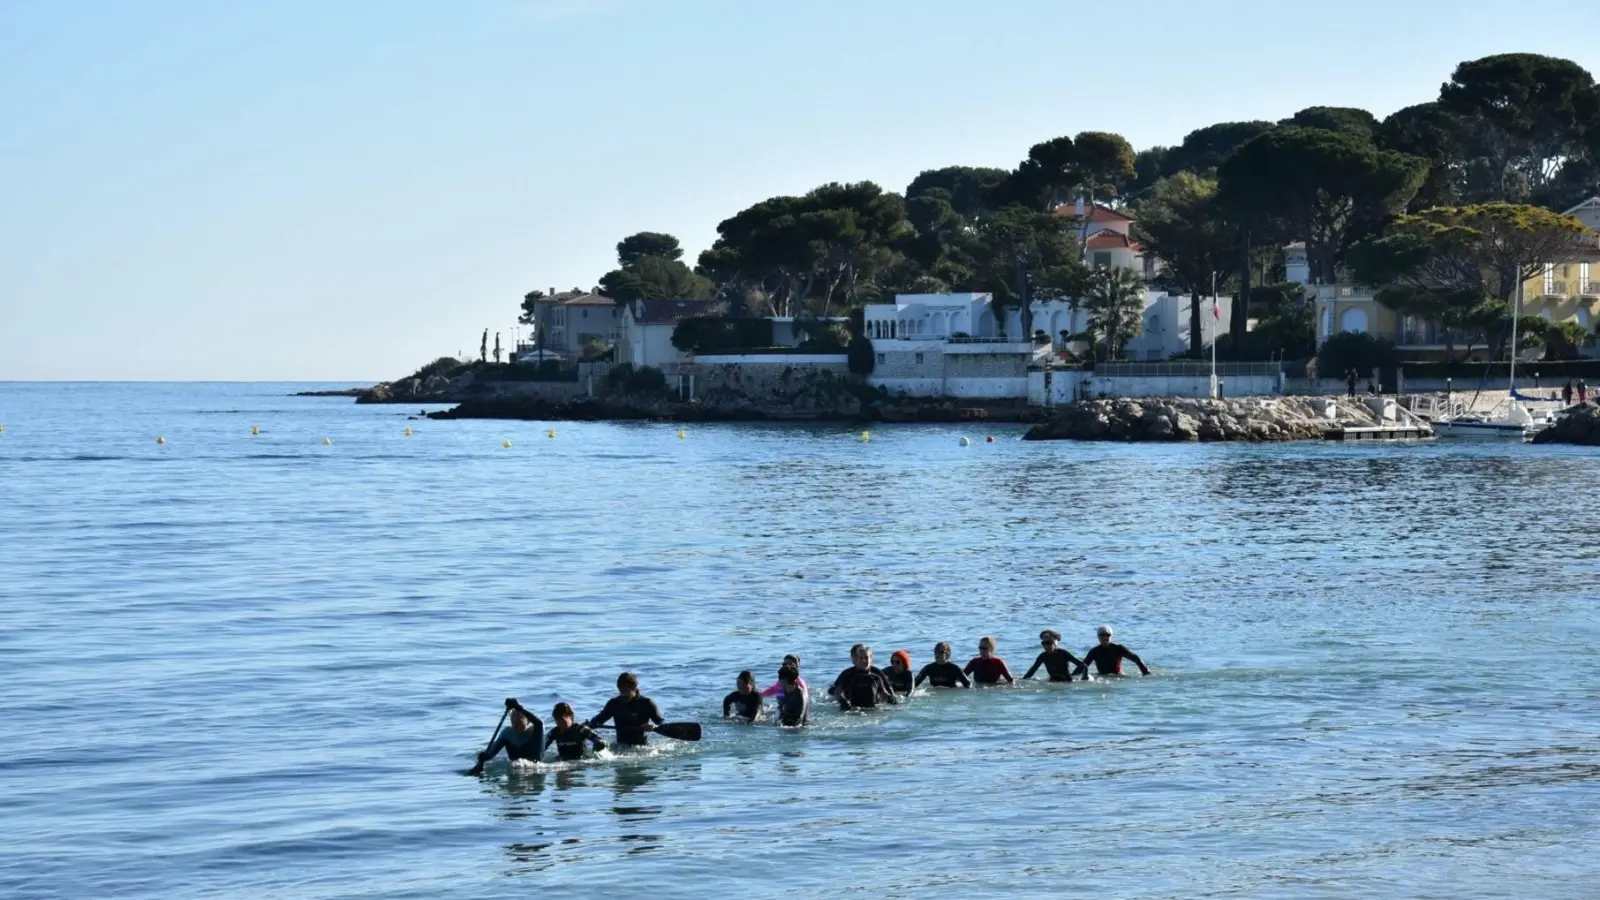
[{"left": 3, "top": 0, "right": 1598, "bottom": 381}]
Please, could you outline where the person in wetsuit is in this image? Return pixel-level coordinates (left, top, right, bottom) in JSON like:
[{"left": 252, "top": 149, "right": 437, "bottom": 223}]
[
  {"left": 1081, "top": 624, "right": 1151, "bottom": 677},
  {"left": 885, "top": 649, "right": 914, "bottom": 695},
  {"left": 915, "top": 641, "right": 970, "bottom": 688},
  {"left": 775, "top": 664, "right": 809, "bottom": 726},
  {"left": 964, "top": 635, "right": 1015, "bottom": 685},
  {"left": 761, "top": 654, "right": 807, "bottom": 700},
  {"left": 1024, "top": 629, "right": 1087, "bottom": 682},
  {"left": 588, "top": 671, "right": 665, "bottom": 746},
  {"left": 723, "top": 670, "right": 762, "bottom": 722},
  {"left": 477, "top": 699, "right": 545, "bottom": 766},
  {"left": 544, "top": 701, "right": 607, "bottom": 761},
  {"left": 829, "top": 643, "right": 898, "bottom": 711}
]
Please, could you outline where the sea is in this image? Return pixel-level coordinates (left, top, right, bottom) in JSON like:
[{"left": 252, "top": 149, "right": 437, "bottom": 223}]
[{"left": 2, "top": 382, "right": 1597, "bottom": 899}]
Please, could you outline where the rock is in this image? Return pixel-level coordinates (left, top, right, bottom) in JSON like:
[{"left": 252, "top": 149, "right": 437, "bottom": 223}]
[
  {"left": 1531, "top": 403, "right": 1600, "bottom": 445},
  {"left": 1023, "top": 396, "right": 1388, "bottom": 442},
  {"left": 422, "top": 375, "right": 449, "bottom": 393}
]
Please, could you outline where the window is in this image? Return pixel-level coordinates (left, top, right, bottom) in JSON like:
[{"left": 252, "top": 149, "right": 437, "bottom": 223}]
[
  {"left": 1093, "top": 252, "right": 1113, "bottom": 268},
  {"left": 1544, "top": 263, "right": 1555, "bottom": 296},
  {"left": 875, "top": 353, "right": 885, "bottom": 364},
  {"left": 914, "top": 352, "right": 924, "bottom": 364},
  {"left": 582, "top": 309, "right": 588, "bottom": 318},
  {"left": 1582, "top": 262, "right": 1591, "bottom": 292},
  {"left": 1149, "top": 314, "right": 1160, "bottom": 333}
]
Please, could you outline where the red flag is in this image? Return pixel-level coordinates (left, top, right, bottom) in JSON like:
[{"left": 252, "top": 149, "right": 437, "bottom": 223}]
[{"left": 1212, "top": 296, "right": 1220, "bottom": 320}]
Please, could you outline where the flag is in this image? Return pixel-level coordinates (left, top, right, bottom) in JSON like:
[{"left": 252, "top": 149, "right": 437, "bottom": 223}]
[{"left": 1212, "top": 296, "right": 1220, "bottom": 320}]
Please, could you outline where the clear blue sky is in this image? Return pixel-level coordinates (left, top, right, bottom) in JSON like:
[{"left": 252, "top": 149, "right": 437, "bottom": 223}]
[{"left": 3, "top": 0, "right": 1597, "bottom": 381}]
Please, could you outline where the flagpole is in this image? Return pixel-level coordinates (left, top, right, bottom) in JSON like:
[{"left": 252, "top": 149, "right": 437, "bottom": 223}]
[{"left": 1210, "top": 272, "right": 1218, "bottom": 399}]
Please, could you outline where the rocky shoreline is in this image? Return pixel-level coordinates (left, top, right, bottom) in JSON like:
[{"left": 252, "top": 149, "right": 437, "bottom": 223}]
[
  {"left": 1023, "top": 397, "right": 1421, "bottom": 442},
  {"left": 1530, "top": 403, "right": 1600, "bottom": 445},
  {"left": 428, "top": 395, "right": 1041, "bottom": 424}
]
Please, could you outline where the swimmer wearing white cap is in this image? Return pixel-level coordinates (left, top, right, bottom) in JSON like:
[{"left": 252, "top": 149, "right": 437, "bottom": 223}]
[{"left": 1080, "top": 624, "right": 1150, "bottom": 677}]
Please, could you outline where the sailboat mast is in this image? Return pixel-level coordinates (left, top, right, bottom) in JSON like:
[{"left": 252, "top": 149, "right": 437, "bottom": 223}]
[{"left": 1509, "top": 278, "right": 1521, "bottom": 396}]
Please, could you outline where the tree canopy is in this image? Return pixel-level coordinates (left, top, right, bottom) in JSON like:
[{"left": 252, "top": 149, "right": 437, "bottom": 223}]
[{"left": 599, "top": 231, "right": 712, "bottom": 305}]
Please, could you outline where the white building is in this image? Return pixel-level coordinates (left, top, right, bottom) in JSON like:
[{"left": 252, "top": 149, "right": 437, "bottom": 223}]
[{"left": 618, "top": 298, "right": 715, "bottom": 367}]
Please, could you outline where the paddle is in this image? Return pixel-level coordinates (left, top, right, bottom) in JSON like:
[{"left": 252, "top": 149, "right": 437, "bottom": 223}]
[
  {"left": 466, "top": 698, "right": 518, "bottom": 776},
  {"left": 594, "top": 722, "right": 702, "bottom": 742}
]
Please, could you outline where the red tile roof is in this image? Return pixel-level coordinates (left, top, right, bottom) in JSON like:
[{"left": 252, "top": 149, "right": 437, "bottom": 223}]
[
  {"left": 1056, "top": 202, "right": 1134, "bottom": 222},
  {"left": 1085, "top": 231, "right": 1144, "bottom": 251}
]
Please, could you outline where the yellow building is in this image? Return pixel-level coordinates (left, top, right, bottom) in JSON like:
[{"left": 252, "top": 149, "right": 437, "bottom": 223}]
[
  {"left": 1312, "top": 195, "right": 1600, "bottom": 357},
  {"left": 1518, "top": 195, "right": 1600, "bottom": 329}
]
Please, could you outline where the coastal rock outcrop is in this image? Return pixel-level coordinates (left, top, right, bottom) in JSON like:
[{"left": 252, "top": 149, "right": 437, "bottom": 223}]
[
  {"left": 1022, "top": 397, "right": 1409, "bottom": 442},
  {"left": 1530, "top": 403, "right": 1600, "bottom": 445}
]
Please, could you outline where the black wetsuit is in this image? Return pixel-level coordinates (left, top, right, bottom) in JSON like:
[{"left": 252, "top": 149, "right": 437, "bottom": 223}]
[
  {"left": 589, "top": 694, "right": 664, "bottom": 745},
  {"left": 831, "top": 665, "right": 897, "bottom": 710},
  {"left": 723, "top": 689, "right": 762, "bottom": 722},
  {"left": 777, "top": 683, "right": 809, "bottom": 726},
  {"left": 544, "top": 723, "right": 606, "bottom": 761},
  {"left": 1024, "top": 648, "right": 1086, "bottom": 682},
  {"left": 885, "top": 668, "right": 913, "bottom": 694},
  {"left": 914, "top": 661, "right": 970, "bottom": 688},
  {"left": 1082, "top": 642, "right": 1149, "bottom": 676},
  {"left": 481, "top": 719, "right": 544, "bottom": 763}
]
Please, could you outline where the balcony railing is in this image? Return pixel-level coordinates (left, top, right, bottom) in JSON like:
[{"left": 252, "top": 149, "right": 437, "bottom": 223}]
[
  {"left": 1582, "top": 281, "right": 1600, "bottom": 297},
  {"left": 1541, "top": 281, "right": 1568, "bottom": 297},
  {"left": 1396, "top": 328, "right": 1489, "bottom": 347}
]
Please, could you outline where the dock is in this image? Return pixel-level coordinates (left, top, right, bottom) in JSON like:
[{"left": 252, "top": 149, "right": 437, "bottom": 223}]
[{"left": 1323, "top": 423, "right": 1433, "bottom": 441}]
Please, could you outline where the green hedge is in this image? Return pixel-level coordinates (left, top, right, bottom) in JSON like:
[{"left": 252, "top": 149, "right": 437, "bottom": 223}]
[
  {"left": 477, "top": 362, "right": 579, "bottom": 382},
  {"left": 671, "top": 317, "right": 775, "bottom": 354}
]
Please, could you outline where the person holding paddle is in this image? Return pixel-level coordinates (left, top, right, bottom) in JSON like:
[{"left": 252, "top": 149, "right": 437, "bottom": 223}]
[
  {"left": 829, "top": 644, "right": 898, "bottom": 711},
  {"left": 474, "top": 699, "right": 544, "bottom": 770},
  {"left": 588, "top": 672, "right": 666, "bottom": 747},
  {"left": 1024, "top": 630, "right": 1087, "bottom": 682},
  {"left": 760, "top": 654, "right": 807, "bottom": 699}
]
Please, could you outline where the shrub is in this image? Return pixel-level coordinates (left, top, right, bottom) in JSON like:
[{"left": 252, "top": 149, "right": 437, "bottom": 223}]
[
  {"left": 606, "top": 362, "right": 670, "bottom": 395},
  {"left": 671, "top": 316, "right": 775, "bottom": 353},
  {"left": 847, "top": 336, "right": 876, "bottom": 376},
  {"left": 580, "top": 338, "right": 613, "bottom": 362},
  {"left": 1317, "top": 331, "right": 1397, "bottom": 375},
  {"left": 406, "top": 356, "right": 465, "bottom": 382}
]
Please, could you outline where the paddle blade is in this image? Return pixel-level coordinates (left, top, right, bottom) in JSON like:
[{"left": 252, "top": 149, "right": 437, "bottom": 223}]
[{"left": 655, "top": 722, "right": 701, "bottom": 742}]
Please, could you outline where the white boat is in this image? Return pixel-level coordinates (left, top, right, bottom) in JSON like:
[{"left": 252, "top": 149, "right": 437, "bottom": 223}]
[
  {"left": 1432, "top": 403, "right": 1536, "bottom": 440},
  {"left": 1432, "top": 282, "right": 1544, "bottom": 442}
]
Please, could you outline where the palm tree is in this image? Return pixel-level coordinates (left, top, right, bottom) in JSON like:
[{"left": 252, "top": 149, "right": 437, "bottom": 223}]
[{"left": 1084, "top": 266, "right": 1146, "bottom": 359}]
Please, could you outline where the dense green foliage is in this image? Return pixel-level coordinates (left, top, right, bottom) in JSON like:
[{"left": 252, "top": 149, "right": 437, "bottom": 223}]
[
  {"left": 670, "top": 316, "right": 776, "bottom": 354},
  {"left": 520, "top": 52, "right": 1600, "bottom": 368},
  {"left": 1317, "top": 332, "right": 1398, "bottom": 376}
]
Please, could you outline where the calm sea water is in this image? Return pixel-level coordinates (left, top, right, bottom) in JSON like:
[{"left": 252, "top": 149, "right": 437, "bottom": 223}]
[{"left": 2, "top": 382, "right": 1598, "bottom": 899}]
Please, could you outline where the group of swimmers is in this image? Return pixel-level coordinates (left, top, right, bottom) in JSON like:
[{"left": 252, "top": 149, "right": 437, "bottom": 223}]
[{"left": 475, "top": 625, "right": 1149, "bottom": 768}]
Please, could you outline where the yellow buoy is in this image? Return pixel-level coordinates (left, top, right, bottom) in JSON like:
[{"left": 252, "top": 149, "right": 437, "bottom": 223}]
[
  {"left": 546, "top": 429, "right": 556, "bottom": 439},
  {"left": 677, "top": 429, "right": 686, "bottom": 439},
  {"left": 250, "top": 425, "right": 260, "bottom": 436},
  {"left": 403, "top": 427, "right": 413, "bottom": 437},
  {"left": 322, "top": 437, "right": 332, "bottom": 445},
  {"left": 0, "top": 423, "right": 7, "bottom": 433},
  {"left": 156, "top": 435, "right": 166, "bottom": 446},
  {"left": 860, "top": 430, "right": 870, "bottom": 442},
  {"left": 503, "top": 439, "right": 512, "bottom": 448}
]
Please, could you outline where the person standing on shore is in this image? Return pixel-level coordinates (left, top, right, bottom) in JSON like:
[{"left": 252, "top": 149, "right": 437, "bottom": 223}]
[
  {"left": 1023, "top": 630, "right": 1086, "bottom": 682},
  {"left": 1579, "top": 379, "right": 1589, "bottom": 404},
  {"left": 914, "top": 642, "right": 971, "bottom": 688},
  {"left": 964, "top": 636, "right": 1015, "bottom": 685},
  {"left": 1346, "top": 369, "right": 1357, "bottom": 398},
  {"left": 1563, "top": 379, "right": 1574, "bottom": 407},
  {"left": 1081, "top": 625, "right": 1151, "bottom": 677}
]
